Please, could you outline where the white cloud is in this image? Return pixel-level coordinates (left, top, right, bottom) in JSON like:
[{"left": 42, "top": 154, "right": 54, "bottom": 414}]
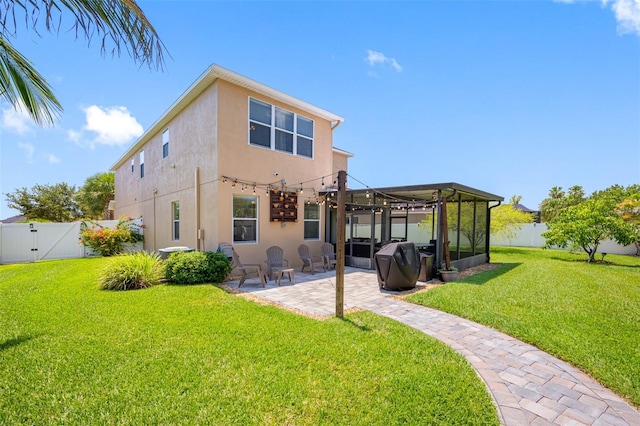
[
  {"left": 366, "top": 50, "right": 403, "bottom": 73},
  {"left": 18, "top": 142, "right": 35, "bottom": 163},
  {"left": 81, "top": 105, "right": 144, "bottom": 146},
  {"left": 604, "top": 0, "right": 640, "bottom": 35},
  {"left": 48, "top": 153, "right": 61, "bottom": 164},
  {"left": 2, "top": 106, "right": 34, "bottom": 135}
]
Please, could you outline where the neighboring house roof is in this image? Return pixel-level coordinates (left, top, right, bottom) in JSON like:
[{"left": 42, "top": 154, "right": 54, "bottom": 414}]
[
  {"left": 0, "top": 215, "right": 26, "bottom": 223},
  {"left": 513, "top": 203, "right": 535, "bottom": 213},
  {"left": 111, "top": 64, "right": 346, "bottom": 171}
]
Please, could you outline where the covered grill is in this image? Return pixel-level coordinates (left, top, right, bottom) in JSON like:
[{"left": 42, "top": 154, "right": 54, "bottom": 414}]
[{"left": 374, "top": 242, "right": 420, "bottom": 291}]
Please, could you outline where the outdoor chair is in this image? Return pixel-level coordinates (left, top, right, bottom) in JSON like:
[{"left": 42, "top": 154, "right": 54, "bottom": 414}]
[
  {"left": 297, "top": 244, "right": 326, "bottom": 274},
  {"left": 218, "top": 242, "right": 266, "bottom": 287},
  {"left": 321, "top": 242, "right": 337, "bottom": 270},
  {"left": 265, "top": 245, "right": 290, "bottom": 281}
]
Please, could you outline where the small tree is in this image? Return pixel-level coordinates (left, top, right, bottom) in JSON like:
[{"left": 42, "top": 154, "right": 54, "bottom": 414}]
[
  {"left": 542, "top": 198, "right": 638, "bottom": 262},
  {"left": 491, "top": 203, "right": 535, "bottom": 241},
  {"left": 5, "top": 183, "right": 82, "bottom": 222},
  {"left": 77, "top": 172, "right": 115, "bottom": 219}
]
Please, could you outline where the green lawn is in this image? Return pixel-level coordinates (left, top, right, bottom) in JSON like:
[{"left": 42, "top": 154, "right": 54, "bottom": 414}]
[
  {"left": 0, "top": 258, "right": 498, "bottom": 425},
  {"left": 407, "top": 246, "right": 640, "bottom": 408}
]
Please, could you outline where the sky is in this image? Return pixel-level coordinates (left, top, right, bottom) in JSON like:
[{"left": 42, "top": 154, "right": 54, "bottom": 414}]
[{"left": 0, "top": 0, "right": 639, "bottom": 219}]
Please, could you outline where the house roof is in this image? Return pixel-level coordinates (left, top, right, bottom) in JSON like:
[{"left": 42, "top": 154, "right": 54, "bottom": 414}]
[
  {"left": 111, "top": 64, "right": 346, "bottom": 171},
  {"left": 333, "top": 147, "right": 354, "bottom": 157},
  {"left": 513, "top": 203, "right": 536, "bottom": 213},
  {"left": 0, "top": 214, "right": 26, "bottom": 223}
]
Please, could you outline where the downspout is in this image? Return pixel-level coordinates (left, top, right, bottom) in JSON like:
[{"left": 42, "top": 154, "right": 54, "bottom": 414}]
[
  {"left": 195, "top": 167, "right": 201, "bottom": 251},
  {"left": 487, "top": 201, "right": 502, "bottom": 263}
]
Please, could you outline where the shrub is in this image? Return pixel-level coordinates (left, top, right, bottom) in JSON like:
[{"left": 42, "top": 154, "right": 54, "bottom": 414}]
[
  {"left": 99, "top": 252, "right": 164, "bottom": 290},
  {"left": 79, "top": 216, "right": 145, "bottom": 256},
  {"left": 164, "top": 251, "right": 232, "bottom": 284}
]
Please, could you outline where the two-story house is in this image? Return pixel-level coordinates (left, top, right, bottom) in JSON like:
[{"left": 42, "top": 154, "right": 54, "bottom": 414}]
[{"left": 110, "top": 64, "right": 348, "bottom": 264}]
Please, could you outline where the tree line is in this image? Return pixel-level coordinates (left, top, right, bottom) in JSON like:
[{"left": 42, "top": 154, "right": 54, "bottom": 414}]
[{"left": 4, "top": 172, "right": 115, "bottom": 222}]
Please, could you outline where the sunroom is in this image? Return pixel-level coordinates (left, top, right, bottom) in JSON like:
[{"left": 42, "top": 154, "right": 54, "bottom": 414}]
[{"left": 323, "top": 182, "right": 503, "bottom": 278}]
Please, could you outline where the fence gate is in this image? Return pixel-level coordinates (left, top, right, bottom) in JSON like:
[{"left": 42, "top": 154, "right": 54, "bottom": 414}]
[{"left": 0, "top": 222, "right": 85, "bottom": 264}]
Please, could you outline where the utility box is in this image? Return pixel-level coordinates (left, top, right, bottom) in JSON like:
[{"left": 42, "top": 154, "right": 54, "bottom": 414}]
[{"left": 158, "top": 246, "right": 194, "bottom": 260}]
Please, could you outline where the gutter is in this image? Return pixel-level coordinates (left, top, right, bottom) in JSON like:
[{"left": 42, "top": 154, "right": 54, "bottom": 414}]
[{"left": 487, "top": 201, "right": 502, "bottom": 262}]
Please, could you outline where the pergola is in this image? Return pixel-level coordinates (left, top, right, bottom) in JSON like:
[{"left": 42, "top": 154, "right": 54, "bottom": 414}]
[{"left": 324, "top": 182, "right": 503, "bottom": 276}]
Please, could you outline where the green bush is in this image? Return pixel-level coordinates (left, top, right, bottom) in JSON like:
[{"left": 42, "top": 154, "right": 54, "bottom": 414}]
[
  {"left": 99, "top": 252, "right": 164, "bottom": 290},
  {"left": 164, "top": 251, "right": 232, "bottom": 284}
]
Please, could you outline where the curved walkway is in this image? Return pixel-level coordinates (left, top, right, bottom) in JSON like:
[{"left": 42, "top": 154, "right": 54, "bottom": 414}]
[{"left": 234, "top": 268, "right": 640, "bottom": 425}]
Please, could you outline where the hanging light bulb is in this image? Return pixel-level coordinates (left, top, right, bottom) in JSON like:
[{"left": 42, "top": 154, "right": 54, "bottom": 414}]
[
  {"left": 300, "top": 184, "right": 303, "bottom": 194},
  {"left": 252, "top": 185, "right": 256, "bottom": 195},
  {"left": 222, "top": 177, "right": 228, "bottom": 183},
  {"left": 321, "top": 176, "right": 325, "bottom": 188},
  {"left": 365, "top": 191, "right": 370, "bottom": 198},
  {"left": 383, "top": 199, "right": 387, "bottom": 206},
  {"left": 232, "top": 179, "right": 237, "bottom": 188}
]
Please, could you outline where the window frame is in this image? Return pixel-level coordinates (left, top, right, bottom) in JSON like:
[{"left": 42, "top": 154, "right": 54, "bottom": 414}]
[
  {"left": 139, "top": 150, "right": 145, "bottom": 178},
  {"left": 162, "top": 129, "right": 169, "bottom": 159},
  {"left": 303, "top": 202, "right": 321, "bottom": 241},
  {"left": 232, "top": 194, "right": 259, "bottom": 244},
  {"left": 130, "top": 158, "right": 134, "bottom": 173},
  {"left": 171, "top": 201, "right": 180, "bottom": 241},
  {"left": 248, "top": 97, "right": 314, "bottom": 159}
]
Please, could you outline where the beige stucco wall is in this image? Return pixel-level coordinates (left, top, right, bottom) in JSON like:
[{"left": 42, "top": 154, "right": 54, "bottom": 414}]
[
  {"left": 114, "top": 77, "right": 343, "bottom": 269},
  {"left": 214, "top": 80, "right": 334, "bottom": 266},
  {"left": 114, "top": 83, "right": 219, "bottom": 252}
]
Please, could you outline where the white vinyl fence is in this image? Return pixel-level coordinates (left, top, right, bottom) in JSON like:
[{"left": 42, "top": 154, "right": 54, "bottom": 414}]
[
  {"left": 491, "top": 223, "right": 638, "bottom": 256},
  {"left": 0, "top": 219, "right": 143, "bottom": 265}
]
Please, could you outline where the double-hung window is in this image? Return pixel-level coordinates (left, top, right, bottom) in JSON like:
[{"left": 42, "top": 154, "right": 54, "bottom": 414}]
[
  {"left": 249, "top": 98, "right": 314, "bottom": 158},
  {"left": 139, "top": 150, "right": 145, "bottom": 178},
  {"left": 233, "top": 195, "right": 258, "bottom": 243},
  {"left": 162, "top": 129, "right": 169, "bottom": 158},
  {"left": 304, "top": 203, "right": 320, "bottom": 240},
  {"left": 172, "top": 201, "right": 180, "bottom": 240}
]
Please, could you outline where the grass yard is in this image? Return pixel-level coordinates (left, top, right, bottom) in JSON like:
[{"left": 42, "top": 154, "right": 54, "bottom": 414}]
[
  {"left": 407, "top": 246, "right": 640, "bottom": 408},
  {"left": 0, "top": 258, "right": 498, "bottom": 425}
]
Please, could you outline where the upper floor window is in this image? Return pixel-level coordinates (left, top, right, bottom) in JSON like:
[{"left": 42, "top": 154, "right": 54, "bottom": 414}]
[
  {"left": 139, "top": 150, "right": 145, "bottom": 178},
  {"left": 249, "top": 98, "right": 314, "bottom": 158},
  {"left": 131, "top": 159, "right": 134, "bottom": 173},
  {"left": 162, "top": 129, "right": 169, "bottom": 158}
]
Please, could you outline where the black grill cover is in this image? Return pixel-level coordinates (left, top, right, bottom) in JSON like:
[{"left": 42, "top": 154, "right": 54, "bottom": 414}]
[{"left": 374, "top": 242, "right": 420, "bottom": 291}]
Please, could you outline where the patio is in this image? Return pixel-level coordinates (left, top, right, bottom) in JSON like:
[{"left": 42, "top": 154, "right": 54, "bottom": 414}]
[{"left": 225, "top": 266, "right": 410, "bottom": 317}]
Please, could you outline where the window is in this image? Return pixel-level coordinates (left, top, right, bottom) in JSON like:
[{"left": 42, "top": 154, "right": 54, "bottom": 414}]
[
  {"left": 139, "top": 150, "right": 145, "bottom": 178},
  {"left": 131, "top": 159, "right": 134, "bottom": 173},
  {"left": 249, "top": 98, "right": 314, "bottom": 158},
  {"left": 233, "top": 195, "right": 258, "bottom": 243},
  {"left": 304, "top": 203, "right": 320, "bottom": 240},
  {"left": 172, "top": 201, "right": 180, "bottom": 240},
  {"left": 162, "top": 129, "right": 169, "bottom": 158}
]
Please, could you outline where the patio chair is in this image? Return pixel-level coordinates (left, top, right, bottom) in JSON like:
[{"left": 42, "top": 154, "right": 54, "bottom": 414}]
[
  {"left": 297, "top": 244, "right": 326, "bottom": 274},
  {"left": 321, "top": 242, "right": 337, "bottom": 270},
  {"left": 218, "top": 242, "right": 266, "bottom": 287},
  {"left": 265, "top": 245, "right": 289, "bottom": 281}
]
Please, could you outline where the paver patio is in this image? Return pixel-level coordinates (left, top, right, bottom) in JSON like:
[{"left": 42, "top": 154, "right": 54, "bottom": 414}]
[{"left": 232, "top": 267, "right": 640, "bottom": 426}]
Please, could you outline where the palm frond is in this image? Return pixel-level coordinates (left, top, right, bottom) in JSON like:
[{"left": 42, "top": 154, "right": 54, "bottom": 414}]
[{"left": 0, "top": 34, "right": 62, "bottom": 126}]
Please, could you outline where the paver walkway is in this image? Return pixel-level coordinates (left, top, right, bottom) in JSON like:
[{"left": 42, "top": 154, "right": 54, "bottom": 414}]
[{"left": 234, "top": 267, "right": 640, "bottom": 426}]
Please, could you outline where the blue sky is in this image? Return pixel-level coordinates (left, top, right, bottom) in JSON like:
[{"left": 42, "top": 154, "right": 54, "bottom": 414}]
[{"left": 1, "top": 0, "right": 639, "bottom": 219}]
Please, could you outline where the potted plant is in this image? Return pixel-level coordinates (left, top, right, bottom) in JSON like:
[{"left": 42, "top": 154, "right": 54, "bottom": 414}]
[{"left": 438, "top": 266, "right": 458, "bottom": 282}]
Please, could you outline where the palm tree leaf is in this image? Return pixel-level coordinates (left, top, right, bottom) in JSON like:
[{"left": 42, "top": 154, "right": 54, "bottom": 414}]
[{"left": 0, "top": 34, "right": 62, "bottom": 126}]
